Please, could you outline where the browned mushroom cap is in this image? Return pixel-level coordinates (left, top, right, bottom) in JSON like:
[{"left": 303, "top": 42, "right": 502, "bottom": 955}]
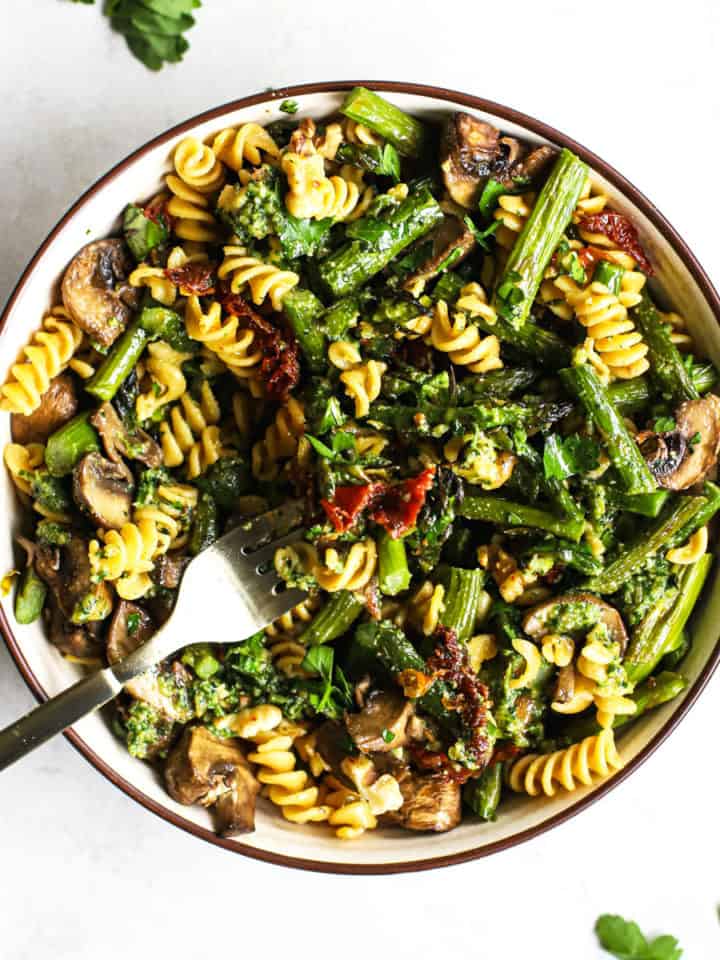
[
  {"left": 35, "top": 535, "right": 112, "bottom": 626},
  {"left": 153, "top": 553, "right": 188, "bottom": 590},
  {"left": 165, "top": 726, "right": 260, "bottom": 837},
  {"left": 43, "top": 593, "right": 104, "bottom": 659},
  {"left": 552, "top": 663, "right": 576, "bottom": 705},
  {"left": 440, "top": 113, "right": 501, "bottom": 208},
  {"left": 512, "top": 145, "right": 556, "bottom": 183},
  {"left": 383, "top": 765, "right": 461, "bottom": 832},
  {"left": 523, "top": 592, "right": 629, "bottom": 654},
  {"left": 61, "top": 239, "right": 139, "bottom": 348},
  {"left": 106, "top": 600, "right": 154, "bottom": 664},
  {"left": 652, "top": 395, "right": 720, "bottom": 490},
  {"left": 90, "top": 402, "right": 162, "bottom": 468},
  {"left": 345, "top": 689, "right": 413, "bottom": 754},
  {"left": 11, "top": 374, "right": 78, "bottom": 446},
  {"left": 72, "top": 452, "right": 133, "bottom": 530},
  {"left": 403, "top": 214, "right": 476, "bottom": 293}
]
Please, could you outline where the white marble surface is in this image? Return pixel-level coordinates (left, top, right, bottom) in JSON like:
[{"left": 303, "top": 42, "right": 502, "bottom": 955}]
[{"left": 1, "top": 1, "right": 719, "bottom": 956}]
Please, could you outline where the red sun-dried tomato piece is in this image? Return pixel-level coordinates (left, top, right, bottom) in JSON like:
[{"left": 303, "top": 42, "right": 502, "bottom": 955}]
[
  {"left": 370, "top": 466, "right": 436, "bottom": 538},
  {"left": 321, "top": 483, "right": 385, "bottom": 533},
  {"left": 165, "top": 261, "right": 217, "bottom": 295},
  {"left": 262, "top": 336, "right": 300, "bottom": 404},
  {"left": 578, "top": 211, "right": 653, "bottom": 275},
  {"left": 143, "top": 194, "right": 172, "bottom": 228}
]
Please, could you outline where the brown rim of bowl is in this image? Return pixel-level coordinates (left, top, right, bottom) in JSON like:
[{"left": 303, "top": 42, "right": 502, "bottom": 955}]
[{"left": 2, "top": 80, "right": 720, "bottom": 874}]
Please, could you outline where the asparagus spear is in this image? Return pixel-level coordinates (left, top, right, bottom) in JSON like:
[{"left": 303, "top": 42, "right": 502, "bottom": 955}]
[
  {"left": 318, "top": 186, "right": 442, "bottom": 299},
  {"left": 667, "top": 482, "right": 720, "bottom": 549},
  {"left": 14, "top": 565, "right": 47, "bottom": 625},
  {"left": 459, "top": 495, "right": 585, "bottom": 542},
  {"left": 583, "top": 495, "right": 709, "bottom": 594},
  {"left": 561, "top": 364, "right": 657, "bottom": 494},
  {"left": 378, "top": 533, "right": 411, "bottom": 596},
  {"left": 298, "top": 591, "right": 364, "bottom": 646},
  {"left": 561, "top": 671, "right": 687, "bottom": 742},
  {"left": 609, "top": 363, "right": 717, "bottom": 414},
  {"left": 86, "top": 319, "right": 150, "bottom": 401},
  {"left": 493, "top": 148, "right": 588, "bottom": 328},
  {"left": 440, "top": 568, "right": 484, "bottom": 644},
  {"left": 632, "top": 289, "right": 699, "bottom": 404},
  {"left": 624, "top": 555, "right": 711, "bottom": 684},
  {"left": 188, "top": 493, "right": 219, "bottom": 555},
  {"left": 44, "top": 412, "right": 100, "bottom": 477},
  {"left": 463, "top": 762, "right": 503, "bottom": 820},
  {"left": 340, "top": 86, "right": 426, "bottom": 158},
  {"left": 592, "top": 260, "right": 624, "bottom": 294},
  {"left": 454, "top": 367, "right": 538, "bottom": 403},
  {"left": 282, "top": 288, "right": 326, "bottom": 371}
]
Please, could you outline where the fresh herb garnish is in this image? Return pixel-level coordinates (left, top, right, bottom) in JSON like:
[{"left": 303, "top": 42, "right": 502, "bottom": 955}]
[
  {"left": 463, "top": 215, "right": 501, "bottom": 251},
  {"left": 382, "top": 728, "right": 395, "bottom": 744},
  {"left": 543, "top": 434, "right": 600, "bottom": 481},
  {"left": 652, "top": 416, "right": 676, "bottom": 433},
  {"left": 68, "top": 0, "right": 201, "bottom": 71},
  {"left": 126, "top": 612, "right": 141, "bottom": 635},
  {"left": 595, "top": 914, "right": 683, "bottom": 959},
  {"left": 279, "top": 99, "right": 299, "bottom": 114}
]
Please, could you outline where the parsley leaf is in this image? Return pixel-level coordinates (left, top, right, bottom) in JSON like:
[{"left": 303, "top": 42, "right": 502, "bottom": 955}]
[
  {"left": 279, "top": 99, "right": 299, "bottom": 115},
  {"left": 463, "top": 215, "right": 501, "bottom": 251},
  {"left": 595, "top": 915, "right": 683, "bottom": 960},
  {"left": 652, "top": 416, "right": 676, "bottom": 433},
  {"left": 543, "top": 434, "right": 600, "bottom": 481},
  {"left": 277, "top": 212, "right": 333, "bottom": 260},
  {"left": 299, "top": 646, "right": 352, "bottom": 719},
  {"left": 305, "top": 431, "right": 357, "bottom": 463}
]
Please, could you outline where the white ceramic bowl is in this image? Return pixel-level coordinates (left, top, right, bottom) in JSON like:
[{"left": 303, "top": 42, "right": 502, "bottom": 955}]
[{"left": 3, "top": 82, "right": 720, "bottom": 873}]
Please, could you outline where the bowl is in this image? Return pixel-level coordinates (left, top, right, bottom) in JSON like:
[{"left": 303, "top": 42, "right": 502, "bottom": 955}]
[{"left": 2, "top": 81, "right": 720, "bottom": 874}]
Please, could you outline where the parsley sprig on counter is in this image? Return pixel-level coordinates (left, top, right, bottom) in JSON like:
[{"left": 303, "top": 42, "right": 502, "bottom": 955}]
[
  {"left": 595, "top": 915, "right": 683, "bottom": 960},
  {"left": 68, "top": 0, "right": 201, "bottom": 70}
]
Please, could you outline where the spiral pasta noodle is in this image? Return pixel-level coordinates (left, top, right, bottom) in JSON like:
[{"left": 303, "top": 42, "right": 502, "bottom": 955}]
[
  {"left": 541, "top": 634, "right": 575, "bottom": 668},
  {"left": 265, "top": 595, "right": 321, "bottom": 677},
  {"left": 343, "top": 118, "right": 383, "bottom": 147},
  {"left": 507, "top": 729, "right": 623, "bottom": 797},
  {"left": 408, "top": 580, "right": 445, "bottom": 636},
  {"left": 666, "top": 525, "right": 708, "bottom": 565},
  {"left": 211, "top": 123, "right": 280, "bottom": 171},
  {"left": 165, "top": 176, "right": 221, "bottom": 244},
  {"left": 315, "top": 539, "right": 377, "bottom": 592},
  {"left": 251, "top": 397, "right": 305, "bottom": 481},
  {"left": 508, "top": 637, "right": 543, "bottom": 690},
  {"left": 430, "top": 300, "right": 502, "bottom": 374},
  {"left": 160, "top": 382, "right": 235, "bottom": 479},
  {"left": 218, "top": 246, "right": 299, "bottom": 311},
  {"left": 184, "top": 296, "right": 261, "bottom": 383},
  {"left": 324, "top": 756, "right": 403, "bottom": 840},
  {"left": 226, "top": 705, "right": 332, "bottom": 825},
  {"left": 173, "top": 137, "right": 225, "bottom": 194},
  {"left": 281, "top": 152, "right": 368, "bottom": 222},
  {"left": 328, "top": 341, "right": 362, "bottom": 370},
  {"left": 136, "top": 341, "right": 190, "bottom": 422},
  {"left": 0, "top": 309, "right": 83, "bottom": 415},
  {"left": 340, "top": 360, "right": 387, "bottom": 418},
  {"left": 553, "top": 275, "right": 650, "bottom": 380},
  {"left": 493, "top": 193, "right": 535, "bottom": 250},
  {"left": 89, "top": 520, "right": 159, "bottom": 600},
  {"left": 129, "top": 263, "right": 177, "bottom": 307},
  {"left": 573, "top": 632, "right": 636, "bottom": 728},
  {"left": 4, "top": 442, "right": 45, "bottom": 496}
]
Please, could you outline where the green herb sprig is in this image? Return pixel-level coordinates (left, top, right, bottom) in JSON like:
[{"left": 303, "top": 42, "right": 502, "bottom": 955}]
[{"left": 595, "top": 914, "right": 683, "bottom": 960}]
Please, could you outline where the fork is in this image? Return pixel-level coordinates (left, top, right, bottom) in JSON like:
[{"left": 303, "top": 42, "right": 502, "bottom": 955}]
[{"left": 0, "top": 506, "right": 307, "bottom": 772}]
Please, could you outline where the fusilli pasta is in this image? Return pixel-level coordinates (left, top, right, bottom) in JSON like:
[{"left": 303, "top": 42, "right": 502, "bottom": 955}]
[{"left": 507, "top": 729, "right": 623, "bottom": 797}]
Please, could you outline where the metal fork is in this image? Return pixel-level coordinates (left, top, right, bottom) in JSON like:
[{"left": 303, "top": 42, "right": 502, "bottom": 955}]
[{"left": 0, "top": 506, "right": 307, "bottom": 772}]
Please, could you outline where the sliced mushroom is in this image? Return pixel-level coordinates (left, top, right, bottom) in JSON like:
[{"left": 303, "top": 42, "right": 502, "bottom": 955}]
[
  {"left": 345, "top": 689, "right": 413, "bottom": 754},
  {"left": 523, "top": 592, "right": 629, "bottom": 654},
  {"left": 552, "top": 663, "right": 576, "bottom": 705},
  {"left": 382, "top": 764, "right": 461, "bottom": 832},
  {"left": 403, "top": 215, "right": 476, "bottom": 293},
  {"left": 90, "top": 402, "right": 162, "bottom": 468},
  {"left": 165, "top": 726, "right": 260, "bottom": 837},
  {"left": 314, "top": 720, "right": 355, "bottom": 782},
  {"left": 106, "top": 600, "right": 154, "bottom": 664},
  {"left": 646, "top": 395, "right": 720, "bottom": 490},
  {"left": 11, "top": 374, "right": 78, "bottom": 446},
  {"left": 43, "top": 593, "right": 104, "bottom": 659},
  {"left": 512, "top": 145, "right": 556, "bottom": 183},
  {"left": 61, "top": 239, "right": 139, "bottom": 348},
  {"left": 35, "top": 535, "right": 112, "bottom": 625},
  {"left": 153, "top": 553, "right": 188, "bottom": 590},
  {"left": 72, "top": 452, "right": 133, "bottom": 530},
  {"left": 440, "top": 113, "right": 502, "bottom": 208}
]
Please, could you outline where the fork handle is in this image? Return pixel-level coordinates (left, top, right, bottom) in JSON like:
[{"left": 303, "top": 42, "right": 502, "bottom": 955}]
[{"left": 0, "top": 668, "right": 122, "bottom": 773}]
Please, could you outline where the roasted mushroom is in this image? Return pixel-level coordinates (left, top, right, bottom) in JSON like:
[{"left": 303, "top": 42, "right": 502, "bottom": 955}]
[
  {"left": 512, "top": 145, "right": 556, "bottom": 183},
  {"left": 153, "top": 553, "right": 188, "bottom": 590},
  {"left": 11, "top": 373, "right": 78, "bottom": 446},
  {"left": 403, "top": 214, "right": 476, "bottom": 293},
  {"left": 72, "top": 452, "right": 133, "bottom": 529},
  {"left": 90, "top": 402, "right": 162, "bottom": 468},
  {"left": 640, "top": 395, "right": 720, "bottom": 490},
  {"left": 345, "top": 689, "right": 413, "bottom": 753},
  {"left": 523, "top": 592, "right": 629, "bottom": 654},
  {"left": 43, "top": 593, "right": 104, "bottom": 659},
  {"left": 383, "top": 765, "right": 461, "bottom": 832},
  {"left": 61, "top": 239, "right": 139, "bottom": 348},
  {"left": 165, "top": 726, "right": 260, "bottom": 836},
  {"left": 106, "top": 600, "right": 154, "bottom": 664},
  {"left": 35, "top": 535, "right": 112, "bottom": 626},
  {"left": 440, "top": 113, "right": 502, "bottom": 208}
]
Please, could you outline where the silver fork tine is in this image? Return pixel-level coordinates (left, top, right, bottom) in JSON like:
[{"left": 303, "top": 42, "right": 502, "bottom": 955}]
[
  {"left": 235, "top": 500, "right": 305, "bottom": 551},
  {"left": 246, "top": 531, "right": 309, "bottom": 570},
  {"left": 259, "top": 587, "right": 311, "bottom": 622}
]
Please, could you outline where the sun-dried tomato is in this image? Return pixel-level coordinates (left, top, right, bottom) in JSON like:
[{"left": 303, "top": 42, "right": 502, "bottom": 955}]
[
  {"left": 575, "top": 245, "right": 622, "bottom": 274},
  {"left": 320, "top": 483, "right": 383, "bottom": 533},
  {"left": 577, "top": 211, "right": 653, "bottom": 275},
  {"left": 489, "top": 743, "right": 522, "bottom": 766},
  {"left": 165, "top": 261, "right": 217, "bottom": 296},
  {"left": 370, "top": 466, "right": 436, "bottom": 539},
  {"left": 143, "top": 194, "right": 172, "bottom": 228}
]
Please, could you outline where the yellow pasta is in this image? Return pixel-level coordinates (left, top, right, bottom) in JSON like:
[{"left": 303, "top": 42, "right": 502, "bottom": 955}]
[
  {"left": 136, "top": 341, "right": 190, "bottom": 421},
  {"left": 4, "top": 442, "right": 45, "bottom": 496},
  {"left": 281, "top": 152, "right": 368, "bottom": 222},
  {"left": 467, "top": 633, "right": 498, "bottom": 672},
  {"left": 430, "top": 300, "right": 502, "bottom": 374},
  {"left": 89, "top": 520, "right": 159, "bottom": 600},
  {"left": 324, "top": 756, "right": 403, "bottom": 840},
  {"left": 493, "top": 193, "right": 535, "bottom": 249},
  {"left": 666, "top": 525, "right": 708, "bottom": 564},
  {"left": 508, "top": 637, "right": 542, "bottom": 690},
  {"left": 541, "top": 634, "right": 575, "bottom": 668},
  {"left": 0, "top": 308, "right": 83, "bottom": 415},
  {"left": 173, "top": 136, "right": 225, "bottom": 193},
  {"left": 328, "top": 340, "right": 362, "bottom": 370},
  {"left": 135, "top": 481, "right": 197, "bottom": 552},
  {"left": 507, "top": 729, "right": 623, "bottom": 797},
  {"left": 128, "top": 263, "right": 177, "bottom": 307},
  {"left": 211, "top": 123, "right": 280, "bottom": 170},
  {"left": 165, "top": 175, "right": 221, "bottom": 244},
  {"left": 160, "top": 381, "right": 221, "bottom": 468},
  {"left": 251, "top": 397, "right": 305, "bottom": 481},
  {"left": 340, "top": 360, "right": 387, "bottom": 418},
  {"left": 265, "top": 595, "right": 321, "bottom": 677},
  {"left": 184, "top": 296, "right": 262, "bottom": 383},
  {"left": 315, "top": 539, "right": 377, "bottom": 592},
  {"left": 218, "top": 245, "right": 299, "bottom": 311},
  {"left": 408, "top": 580, "right": 445, "bottom": 636}
]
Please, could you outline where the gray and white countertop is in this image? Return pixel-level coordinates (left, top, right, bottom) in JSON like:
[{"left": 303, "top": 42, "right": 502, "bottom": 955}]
[{"left": 1, "top": 1, "right": 719, "bottom": 956}]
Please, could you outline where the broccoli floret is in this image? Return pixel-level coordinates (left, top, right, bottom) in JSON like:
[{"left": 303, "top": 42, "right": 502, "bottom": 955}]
[
  {"left": 196, "top": 456, "right": 249, "bottom": 508},
  {"left": 124, "top": 701, "right": 175, "bottom": 759},
  {"left": 36, "top": 520, "right": 71, "bottom": 546},
  {"left": 217, "top": 165, "right": 284, "bottom": 243},
  {"left": 615, "top": 555, "right": 673, "bottom": 626}
]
